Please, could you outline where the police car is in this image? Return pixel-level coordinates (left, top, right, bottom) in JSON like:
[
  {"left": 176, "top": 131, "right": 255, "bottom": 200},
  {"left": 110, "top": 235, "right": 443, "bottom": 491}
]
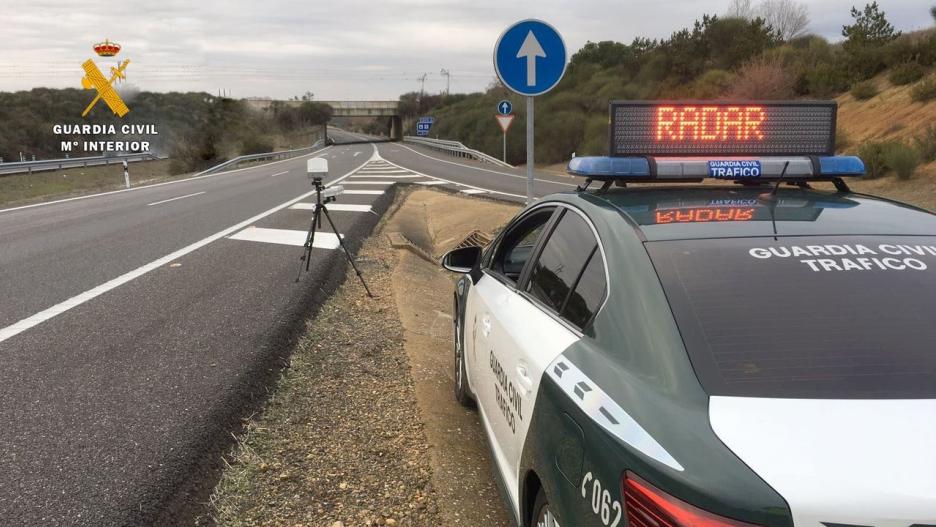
[{"left": 441, "top": 101, "right": 936, "bottom": 527}]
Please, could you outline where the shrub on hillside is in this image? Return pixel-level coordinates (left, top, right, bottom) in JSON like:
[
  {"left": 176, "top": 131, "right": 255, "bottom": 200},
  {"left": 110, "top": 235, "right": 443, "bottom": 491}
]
[
  {"left": 692, "top": 69, "right": 735, "bottom": 98},
  {"left": 910, "top": 75, "right": 936, "bottom": 102},
  {"left": 802, "top": 63, "right": 851, "bottom": 96},
  {"left": 857, "top": 141, "right": 892, "bottom": 179},
  {"left": 883, "top": 142, "right": 920, "bottom": 180},
  {"left": 726, "top": 57, "right": 795, "bottom": 99},
  {"left": 888, "top": 63, "right": 925, "bottom": 86},
  {"left": 836, "top": 129, "right": 852, "bottom": 153},
  {"left": 850, "top": 80, "right": 879, "bottom": 100},
  {"left": 913, "top": 125, "right": 936, "bottom": 162}
]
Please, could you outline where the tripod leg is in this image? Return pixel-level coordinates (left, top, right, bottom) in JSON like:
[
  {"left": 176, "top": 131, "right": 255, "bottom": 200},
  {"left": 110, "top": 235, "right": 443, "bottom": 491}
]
[
  {"left": 297, "top": 207, "right": 320, "bottom": 281},
  {"left": 321, "top": 205, "right": 374, "bottom": 298}
]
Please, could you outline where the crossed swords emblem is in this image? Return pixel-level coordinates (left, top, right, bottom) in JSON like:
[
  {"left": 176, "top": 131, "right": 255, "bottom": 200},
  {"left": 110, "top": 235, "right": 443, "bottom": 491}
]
[{"left": 81, "top": 58, "right": 130, "bottom": 117}]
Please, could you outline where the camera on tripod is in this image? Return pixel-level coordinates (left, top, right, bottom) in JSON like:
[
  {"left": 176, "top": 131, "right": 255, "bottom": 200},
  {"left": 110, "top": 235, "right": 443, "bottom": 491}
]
[{"left": 296, "top": 157, "right": 372, "bottom": 297}]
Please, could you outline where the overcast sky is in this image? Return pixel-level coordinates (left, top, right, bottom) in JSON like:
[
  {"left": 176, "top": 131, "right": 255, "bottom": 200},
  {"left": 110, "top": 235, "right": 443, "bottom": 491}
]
[{"left": 2, "top": 0, "right": 930, "bottom": 100}]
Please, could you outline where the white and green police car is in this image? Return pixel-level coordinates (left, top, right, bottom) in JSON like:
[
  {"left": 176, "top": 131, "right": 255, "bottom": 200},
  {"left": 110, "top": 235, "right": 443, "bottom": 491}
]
[{"left": 441, "top": 101, "right": 936, "bottom": 527}]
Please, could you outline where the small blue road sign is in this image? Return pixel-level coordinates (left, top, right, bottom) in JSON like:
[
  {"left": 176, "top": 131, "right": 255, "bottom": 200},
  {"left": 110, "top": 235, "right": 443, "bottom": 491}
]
[
  {"left": 416, "top": 116, "right": 435, "bottom": 137},
  {"left": 497, "top": 100, "right": 513, "bottom": 115},
  {"left": 494, "top": 19, "right": 567, "bottom": 96}
]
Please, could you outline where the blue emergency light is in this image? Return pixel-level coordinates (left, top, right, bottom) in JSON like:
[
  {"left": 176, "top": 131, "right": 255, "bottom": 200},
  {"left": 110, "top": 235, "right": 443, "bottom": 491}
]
[{"left": 567, "top": 155, "right": 865, "bottom": 182}]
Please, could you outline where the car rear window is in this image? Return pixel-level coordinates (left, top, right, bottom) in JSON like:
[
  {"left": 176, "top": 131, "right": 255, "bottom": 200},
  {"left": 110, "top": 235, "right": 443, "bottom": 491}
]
[{"left": 647, "top": 236, "right": 936, "bottom": 399}]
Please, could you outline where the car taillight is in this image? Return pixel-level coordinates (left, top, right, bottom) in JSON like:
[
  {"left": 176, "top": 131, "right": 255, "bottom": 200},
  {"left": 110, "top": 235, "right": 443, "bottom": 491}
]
[{"left": 623, "top": 472, "right": 761, "bottom": 527}]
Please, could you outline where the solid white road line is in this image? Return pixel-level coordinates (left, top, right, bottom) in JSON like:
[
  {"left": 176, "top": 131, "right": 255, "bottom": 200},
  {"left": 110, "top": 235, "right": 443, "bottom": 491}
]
[
  {"left": 0, "top": 146, "right": 332, "bottom": 215},
  {"left": 343, "top": 190, "right": 385, "bottom": 195},
  {"left": 270, "top": 170, "right": 289, "bottom": 177},
  {"left": 228, "top": 227, "right": 341, "bottom": 249},
  {"left": 146, "top": 192, "right": 206, "bottom": 207},
  {"left": 289, "top": 203, "right": 372, "bottom": 212},
  {"left": 341, "top": 181, "right": 393, "bottom": 185},
  {"left": 415, "top": 181, "right": 449, "bottom": 186},
  {"left": 460, "top": 189, "right": 488, "bottom": 195},
  {"left": 0, "top": 149, "right": 367, "bottom": 346}
]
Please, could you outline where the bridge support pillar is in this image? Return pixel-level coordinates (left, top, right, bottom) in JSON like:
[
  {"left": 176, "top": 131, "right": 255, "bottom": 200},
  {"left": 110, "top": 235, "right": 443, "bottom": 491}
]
[
  {"left": 322, "top": 123, "right": 329, "bottom": 145},
  {"left": 389, "top": 115, "right": 403, "bottom": 141}
]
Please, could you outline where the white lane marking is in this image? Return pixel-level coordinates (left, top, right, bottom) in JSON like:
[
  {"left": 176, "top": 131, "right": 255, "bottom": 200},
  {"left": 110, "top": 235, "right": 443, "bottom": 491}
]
[
  {"left": 344, "top": 190, "right": 385, "bottom": 195},
  {"left": 228, "top": 227, "right": 341, "bottom": 249},
  {"left": 0, "top": 149, "right": 366, "bottom": 346},
  {"left": 393, "top": 142, "right": 576, "bottom": 188},
  {"left": 289, "top": 203, "right": 372, "bottom": 212},
  {"left": 373, "top": 148, "right": 526, "bottom": 200},
  {"left": 0, "top": 146, "right": 332, "bottom": 215},
  {"left": 341, "top": 181, "right": 393, "bottom": 185},
  {"left": 146, "top": 191, "right": 206, "bottom": 206},
  {"left": 353, "top": 152, "right": 361, "bottom": 157},
  {"left": 270, "top": 170, "right": 289, "bottom": 177},
  {"left": 415, "top": 181, "right": 449, "bottom": 186},
  {"left": 355, "top": 169, "right": 411, "bottom": 173},
  {"left": 349, "top": 174, "right": 420, "bottom": 179},
  {"left": 461, "top": 189, "right": 488, "bottom": 195}
]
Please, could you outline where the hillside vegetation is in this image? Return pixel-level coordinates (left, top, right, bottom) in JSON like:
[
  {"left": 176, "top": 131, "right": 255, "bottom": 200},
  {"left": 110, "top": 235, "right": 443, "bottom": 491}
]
[{"left": 396, "top": 1, "right": 936, "bottom": 184}]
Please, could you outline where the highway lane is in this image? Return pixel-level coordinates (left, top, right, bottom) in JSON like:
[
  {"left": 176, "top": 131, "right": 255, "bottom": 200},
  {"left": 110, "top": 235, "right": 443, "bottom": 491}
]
[
  {"left": 0, "top": 138, "right": 387, "bottom": 524},
  {"left": 0, "top": 131, "right": 578, "bottom": 525}
]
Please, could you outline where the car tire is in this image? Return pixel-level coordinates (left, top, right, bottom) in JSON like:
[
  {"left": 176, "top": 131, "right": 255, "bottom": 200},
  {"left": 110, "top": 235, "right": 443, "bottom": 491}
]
[
  {"left": 453, "top": 301, "right": 475, "bottom": 408},
  {"left": 532, "top": 487, "right": 559, "bottom": 527}
]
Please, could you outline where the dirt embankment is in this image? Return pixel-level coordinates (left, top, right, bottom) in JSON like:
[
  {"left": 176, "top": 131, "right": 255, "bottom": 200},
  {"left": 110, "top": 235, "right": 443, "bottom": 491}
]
[{"left": 209, "top": 187, "right": 519, "bottom": 527}]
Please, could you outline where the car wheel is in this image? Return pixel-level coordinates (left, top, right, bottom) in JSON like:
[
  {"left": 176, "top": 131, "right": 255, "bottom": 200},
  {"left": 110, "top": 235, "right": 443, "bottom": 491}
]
[
  {"left": 532, "top": 487, "right": 559, "bottom": 527},
  {"left": 453, "top": 301, "right": 475, "bottom": 407}
]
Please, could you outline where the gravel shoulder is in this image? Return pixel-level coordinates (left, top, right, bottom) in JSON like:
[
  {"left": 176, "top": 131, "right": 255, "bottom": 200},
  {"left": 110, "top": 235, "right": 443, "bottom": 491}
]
[{"left": 209, "top": 187, "right": 519, "bottom": 527}]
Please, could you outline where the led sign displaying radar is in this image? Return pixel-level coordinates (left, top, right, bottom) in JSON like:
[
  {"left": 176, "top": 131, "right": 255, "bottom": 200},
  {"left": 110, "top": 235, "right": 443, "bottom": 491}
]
[{"left": 610, "top": 101, "right": 837, "bottom": 156}]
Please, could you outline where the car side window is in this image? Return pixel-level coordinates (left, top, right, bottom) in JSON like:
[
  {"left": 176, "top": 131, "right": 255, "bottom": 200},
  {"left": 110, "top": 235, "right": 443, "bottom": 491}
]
[
  {"left": 526, "top": 209, "right": 606, "bottom": 329},
  {"left": 562, "top": 248, "right": 607, "bottom": 329},
  {"left": 488, "top": 207, "right": 556, "bottom": 284}
]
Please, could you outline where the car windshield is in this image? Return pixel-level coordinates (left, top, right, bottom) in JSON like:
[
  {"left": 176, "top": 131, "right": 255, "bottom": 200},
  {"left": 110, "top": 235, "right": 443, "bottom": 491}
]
[{"left": 647, "top": 236, "right": 936, "bottom": 399}]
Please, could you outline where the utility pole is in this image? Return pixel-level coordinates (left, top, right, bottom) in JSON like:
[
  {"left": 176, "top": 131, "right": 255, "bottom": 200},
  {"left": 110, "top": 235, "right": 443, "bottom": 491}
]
[
  {"left": 417, "top": 73, "right": 428, "bottom": 97},
  {"left": 440, "top": 69, "right": 451, "bottom": 95}
]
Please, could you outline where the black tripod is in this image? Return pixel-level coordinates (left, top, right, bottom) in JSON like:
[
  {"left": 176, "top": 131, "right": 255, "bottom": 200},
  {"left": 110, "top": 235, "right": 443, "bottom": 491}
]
[{"left": 297, "top": 177, "right": 373, "bottom": 298}]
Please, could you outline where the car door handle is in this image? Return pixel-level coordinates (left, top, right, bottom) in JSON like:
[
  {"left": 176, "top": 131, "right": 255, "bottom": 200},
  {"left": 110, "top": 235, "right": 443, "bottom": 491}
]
[
  {"left": 516, "top": 365, "right": 533, "bottom": 394},
  {"left": 481, "top": 316, "right": 492, "bottom": 337}
]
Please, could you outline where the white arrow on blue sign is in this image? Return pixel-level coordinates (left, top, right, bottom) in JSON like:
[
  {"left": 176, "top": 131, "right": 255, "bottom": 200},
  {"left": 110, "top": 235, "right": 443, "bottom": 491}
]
[
  {"left": 493, "top": 19, "right": 567, "bottom": 96},
  {"left": 497, "top": 100, "right": 513, "bottom": 115}
]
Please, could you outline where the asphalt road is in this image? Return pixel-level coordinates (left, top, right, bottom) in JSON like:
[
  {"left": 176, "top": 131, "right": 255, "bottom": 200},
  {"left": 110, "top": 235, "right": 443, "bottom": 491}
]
[{"left": 0, "top": 131, "right": 576, "bottom": 525}]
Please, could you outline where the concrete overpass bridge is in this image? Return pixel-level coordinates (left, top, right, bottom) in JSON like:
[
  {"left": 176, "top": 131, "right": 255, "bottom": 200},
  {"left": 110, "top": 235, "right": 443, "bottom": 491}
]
[{"left": 243, "top": 98, "right": 403, "bottom": 140}]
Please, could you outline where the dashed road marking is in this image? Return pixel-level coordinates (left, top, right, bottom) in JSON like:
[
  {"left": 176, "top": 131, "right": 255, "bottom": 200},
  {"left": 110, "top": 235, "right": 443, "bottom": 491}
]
[
  {"left": 289, "top": 203, "right": 372, "bottom": 212},
  {"left": 270, "top": 170, "right": 289, "bottom": 177},
  {"left": 228, "top": 227, "right": 342, "bottom": 249},
  {"left": 147, "top": 191, "right": 206, "bottom": 206}
]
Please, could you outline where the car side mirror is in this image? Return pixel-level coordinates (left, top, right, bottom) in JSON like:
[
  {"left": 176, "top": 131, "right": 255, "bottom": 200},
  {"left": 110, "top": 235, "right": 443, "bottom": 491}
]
[{"left": 441, "top": 246, "right": 482, "bottom": 274}]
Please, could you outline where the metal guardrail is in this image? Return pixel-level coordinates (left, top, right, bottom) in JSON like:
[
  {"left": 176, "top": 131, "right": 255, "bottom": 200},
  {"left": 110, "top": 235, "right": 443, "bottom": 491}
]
[
  {"left": 0, "top": 153, "right": 164, "bottom": 176},
  {"left": 403, "top": 136, "right": 514, "bottom": 169},
  {"left": 193, "top": 141, "right": 325, "bottom": 177}
]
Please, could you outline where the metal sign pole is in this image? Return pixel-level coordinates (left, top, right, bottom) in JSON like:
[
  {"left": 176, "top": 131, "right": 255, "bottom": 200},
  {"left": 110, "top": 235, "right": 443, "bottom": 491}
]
[
  {"left": 526, "top": 96, "right": 534, "bottom": 204},
  {"left": 503, "top": 131, "right": 507, "bottom": 163}
]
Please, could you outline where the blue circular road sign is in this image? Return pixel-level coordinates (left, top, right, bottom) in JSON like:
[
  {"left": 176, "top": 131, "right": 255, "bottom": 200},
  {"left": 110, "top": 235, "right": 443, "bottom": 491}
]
[
  {"left": 497, "top": 99, "right": 513, "bottom": 115},
  {"left": 494, "top": 19, "right": 567, "bottom": 96}
]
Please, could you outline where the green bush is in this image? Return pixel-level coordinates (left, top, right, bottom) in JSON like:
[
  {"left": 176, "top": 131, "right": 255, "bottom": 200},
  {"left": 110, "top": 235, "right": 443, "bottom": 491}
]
[
  {"left": 803, "top": 63, "right": 851, "bottom": 96},
  {"left": 888, "top": 63, "right": 925, "bottom": 86},
  {"left": 692, "top": 69, "right": 735, "bottom": 98},
  {"left": 883, "top": 142, "right": 920, "bottom": 180},
  {"left": 850, "top": 80, "right": 879, "bottom": 100},
  {"left": 910, "top": 75, "right": 936, "bottom": 102},
  {"left": 913, "top": 125, "right": 936, "bottom": 162},
  {"left": 857, "top": 141, "right": 892, "bottom": 179}
]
